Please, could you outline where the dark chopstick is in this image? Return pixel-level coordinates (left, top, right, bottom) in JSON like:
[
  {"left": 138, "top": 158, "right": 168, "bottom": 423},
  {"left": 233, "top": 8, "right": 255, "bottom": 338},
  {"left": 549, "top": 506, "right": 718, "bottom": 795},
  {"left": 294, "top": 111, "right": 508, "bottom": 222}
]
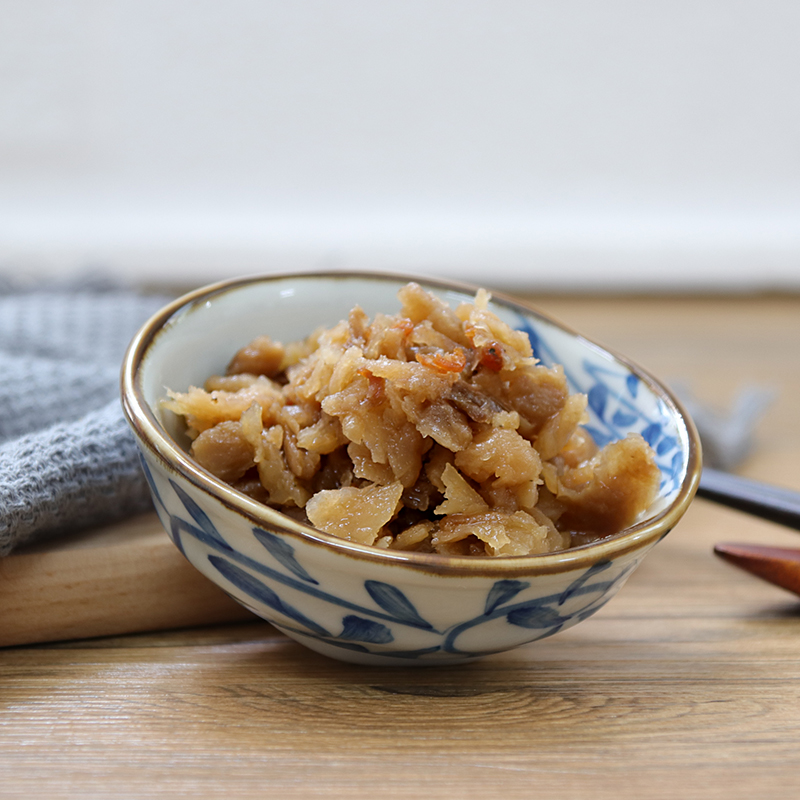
[{"left": 697, "top": 467, "right": 800, "bottom": 532}]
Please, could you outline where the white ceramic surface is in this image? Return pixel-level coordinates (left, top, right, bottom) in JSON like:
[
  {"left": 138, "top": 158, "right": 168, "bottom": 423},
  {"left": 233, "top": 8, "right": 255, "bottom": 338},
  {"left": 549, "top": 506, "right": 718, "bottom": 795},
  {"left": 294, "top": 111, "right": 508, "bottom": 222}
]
[{"left": 122, "top": 271, "right": 701, "bottom": 665}]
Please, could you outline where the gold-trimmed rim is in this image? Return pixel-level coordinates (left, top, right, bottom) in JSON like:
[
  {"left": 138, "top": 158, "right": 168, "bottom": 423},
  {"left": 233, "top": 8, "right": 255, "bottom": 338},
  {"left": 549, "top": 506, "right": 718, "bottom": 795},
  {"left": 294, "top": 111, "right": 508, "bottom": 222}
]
[{"left": 121, "top": 269, "right": 702, "bottom": 578}]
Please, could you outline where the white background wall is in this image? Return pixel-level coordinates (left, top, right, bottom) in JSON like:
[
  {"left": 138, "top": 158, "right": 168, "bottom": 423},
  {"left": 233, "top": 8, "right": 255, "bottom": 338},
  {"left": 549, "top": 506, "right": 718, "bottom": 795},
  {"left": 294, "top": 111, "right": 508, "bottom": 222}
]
[{"left": 1, "top": 1, "right": 798, "bottom": 291}]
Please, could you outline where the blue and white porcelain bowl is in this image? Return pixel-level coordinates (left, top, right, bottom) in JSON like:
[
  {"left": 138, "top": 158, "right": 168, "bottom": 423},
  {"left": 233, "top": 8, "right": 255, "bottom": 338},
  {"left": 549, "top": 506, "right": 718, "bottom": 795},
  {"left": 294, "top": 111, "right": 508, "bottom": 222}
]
[{"left": 121, "top": 272, "right": 701, "bottom": 665}]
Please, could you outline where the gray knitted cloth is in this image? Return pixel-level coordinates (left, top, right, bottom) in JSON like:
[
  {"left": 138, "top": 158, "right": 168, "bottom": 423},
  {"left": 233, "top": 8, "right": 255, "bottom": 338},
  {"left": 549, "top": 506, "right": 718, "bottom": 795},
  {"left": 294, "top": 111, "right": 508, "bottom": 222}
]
[{"left": 0, "top": 279, "right": 173, "bottom": 555}]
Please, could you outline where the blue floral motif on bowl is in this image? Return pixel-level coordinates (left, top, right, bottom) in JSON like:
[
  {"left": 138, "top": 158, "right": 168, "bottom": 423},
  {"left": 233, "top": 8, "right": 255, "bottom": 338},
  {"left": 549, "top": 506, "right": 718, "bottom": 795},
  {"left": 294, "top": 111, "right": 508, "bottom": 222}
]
[{"left": 140, "top": 456, "right": 643, "bottom": 664}]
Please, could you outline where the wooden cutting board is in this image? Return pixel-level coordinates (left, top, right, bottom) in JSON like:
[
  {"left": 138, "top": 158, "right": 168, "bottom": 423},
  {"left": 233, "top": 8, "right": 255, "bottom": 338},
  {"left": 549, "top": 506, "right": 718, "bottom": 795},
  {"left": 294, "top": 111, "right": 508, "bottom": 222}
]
[{"left": 0, "top": 513, "right": 254, "bottom": 647}]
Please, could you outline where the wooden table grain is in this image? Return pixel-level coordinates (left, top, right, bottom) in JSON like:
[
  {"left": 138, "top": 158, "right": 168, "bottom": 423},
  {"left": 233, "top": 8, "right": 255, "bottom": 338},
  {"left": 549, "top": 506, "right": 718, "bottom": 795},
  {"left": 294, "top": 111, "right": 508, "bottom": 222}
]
[{"left": 2, "top": 293, "right": 799, "bottom": 799}]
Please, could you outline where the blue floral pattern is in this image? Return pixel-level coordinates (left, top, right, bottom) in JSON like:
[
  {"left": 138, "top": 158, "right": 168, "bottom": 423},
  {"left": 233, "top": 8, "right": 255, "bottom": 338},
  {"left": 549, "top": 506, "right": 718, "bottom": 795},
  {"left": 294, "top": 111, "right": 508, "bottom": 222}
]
[{"left": 141, "top": 456, "right": 641, "bottom": 662}]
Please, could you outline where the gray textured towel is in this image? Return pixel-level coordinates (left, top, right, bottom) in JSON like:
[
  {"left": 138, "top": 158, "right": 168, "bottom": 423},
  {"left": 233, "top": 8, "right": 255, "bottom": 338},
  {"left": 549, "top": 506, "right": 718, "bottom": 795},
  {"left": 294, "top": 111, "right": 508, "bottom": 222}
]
[{"left": 0, "top": 279, "right": 173, "bottom": 555}]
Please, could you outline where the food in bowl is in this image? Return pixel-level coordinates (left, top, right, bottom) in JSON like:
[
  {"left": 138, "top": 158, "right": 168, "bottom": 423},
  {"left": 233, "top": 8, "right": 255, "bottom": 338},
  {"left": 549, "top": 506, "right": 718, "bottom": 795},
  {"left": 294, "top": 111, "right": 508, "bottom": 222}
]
[{"left": 163, "top": 282, "right": 660, "bottom": 557}]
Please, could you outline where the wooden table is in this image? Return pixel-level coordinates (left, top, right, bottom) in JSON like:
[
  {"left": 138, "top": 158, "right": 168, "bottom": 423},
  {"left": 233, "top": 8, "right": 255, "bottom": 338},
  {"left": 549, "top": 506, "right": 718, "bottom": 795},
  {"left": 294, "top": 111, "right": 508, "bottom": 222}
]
[{"left": 2, "top": 293, "right": 799, "bottom": 799}]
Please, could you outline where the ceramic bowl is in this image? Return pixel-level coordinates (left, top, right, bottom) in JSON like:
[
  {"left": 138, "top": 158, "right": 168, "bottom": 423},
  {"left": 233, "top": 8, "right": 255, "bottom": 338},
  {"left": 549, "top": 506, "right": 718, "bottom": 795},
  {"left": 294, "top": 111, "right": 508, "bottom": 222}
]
[{"left": 121, "top": 271, "right": 701, "bottom": 665}]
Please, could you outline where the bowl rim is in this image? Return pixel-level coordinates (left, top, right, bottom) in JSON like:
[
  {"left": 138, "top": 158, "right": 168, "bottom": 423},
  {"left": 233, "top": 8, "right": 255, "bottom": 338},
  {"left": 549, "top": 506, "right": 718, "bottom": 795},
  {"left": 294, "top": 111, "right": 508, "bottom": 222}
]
[{"left": 121, "top": 269, "right": 702, "bottom": 577}]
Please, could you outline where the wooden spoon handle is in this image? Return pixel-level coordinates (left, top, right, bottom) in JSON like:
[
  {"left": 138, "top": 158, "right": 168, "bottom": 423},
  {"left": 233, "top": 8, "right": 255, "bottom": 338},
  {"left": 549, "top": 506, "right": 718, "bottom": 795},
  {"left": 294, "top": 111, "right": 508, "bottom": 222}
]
[{"left": 714, "top": 542, "right": 800, "bottom": 596}]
